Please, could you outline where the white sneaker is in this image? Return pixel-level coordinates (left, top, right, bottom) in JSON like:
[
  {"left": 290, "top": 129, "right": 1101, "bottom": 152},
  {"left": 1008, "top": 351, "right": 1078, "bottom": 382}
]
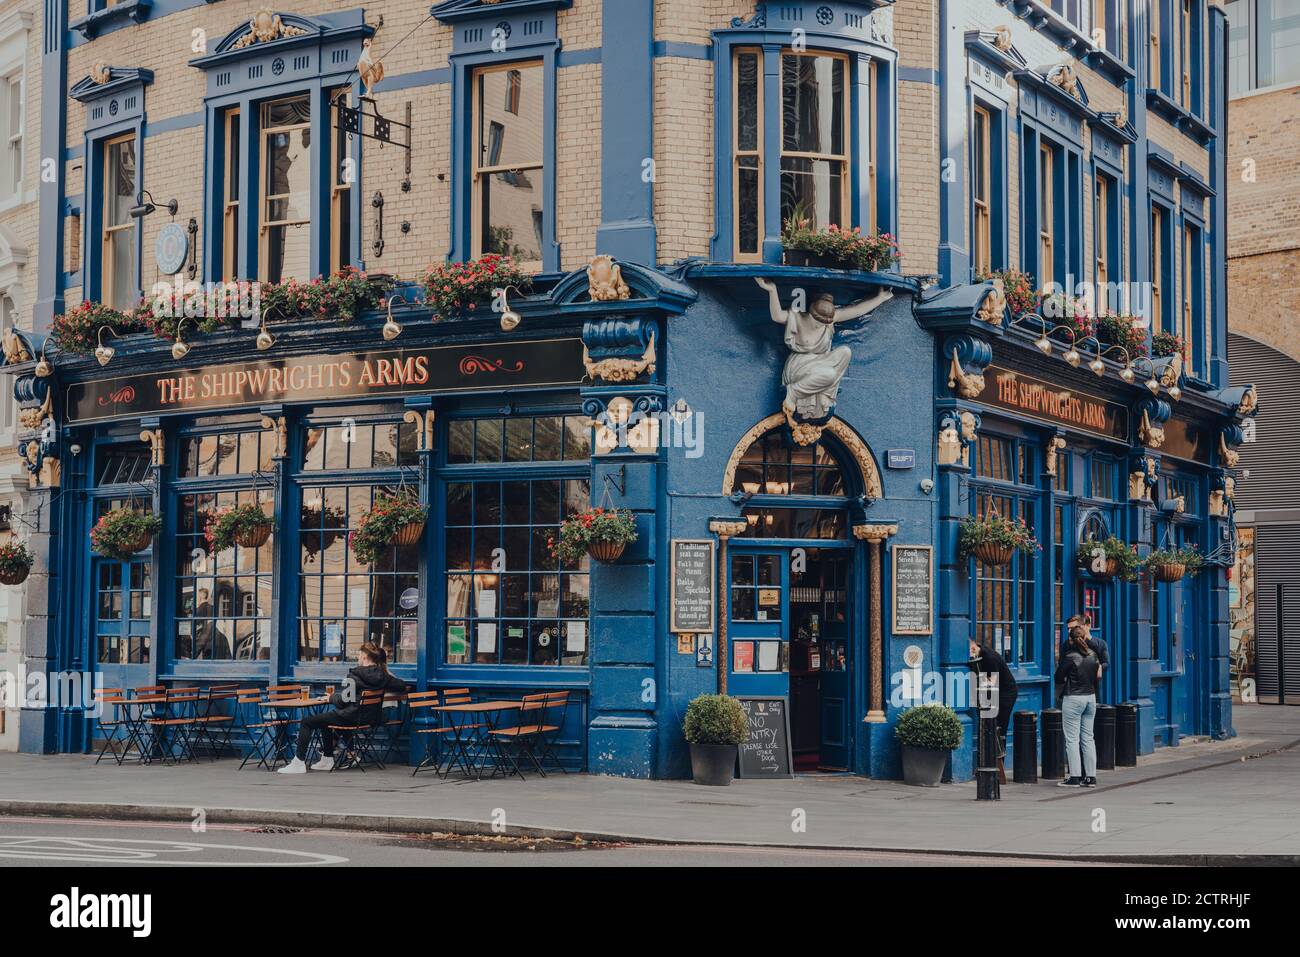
[
  {"left": 310, "top": 755, "right": 334, "bottom": 772},
  {"left": 277, "top": 758, "right": 307, "bottom": 774}
]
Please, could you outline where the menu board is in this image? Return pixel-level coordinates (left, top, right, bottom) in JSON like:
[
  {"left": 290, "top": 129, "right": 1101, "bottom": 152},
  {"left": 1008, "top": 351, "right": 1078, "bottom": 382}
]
[
  {"left": 670, "top": 539, "right": 715, "bottom": 634},
  {"left": 736, "top": 696, "right": 793, "bottom": 778},
  {"left": 892, "top": 544, "right": 934, "bottom": 636}
]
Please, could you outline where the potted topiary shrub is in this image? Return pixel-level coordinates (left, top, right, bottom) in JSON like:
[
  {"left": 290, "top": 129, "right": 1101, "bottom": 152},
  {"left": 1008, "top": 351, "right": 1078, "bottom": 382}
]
[
  {"left": 550, "top": 506, "right": 639, "bottom": 565},
  {"left": 1142, "top": 544, "right": 1204, "bottom": 583},
  {"left": 1079, "top": 535, "right": 1140, "bottom": 582},
  {"left": 683, "top": 693, "right": 749, "bottom": 786},
  {"left": 957, "top": 513, "right": 1040, "bottom": 568},
  {"left": 895, "top": 704, "right": 963, "bottom": 787},
  {"left": 351, "top": 493, "right": 429, "bottom": 563},
  {"left": 205, "top": 502, "right": 274, "bottom": 551},
  {"left": 0, "top": 539, "right": 34, "bottom": 585},
  {"left": 90, "top": 509, "right": 162, "bottom": 560}
]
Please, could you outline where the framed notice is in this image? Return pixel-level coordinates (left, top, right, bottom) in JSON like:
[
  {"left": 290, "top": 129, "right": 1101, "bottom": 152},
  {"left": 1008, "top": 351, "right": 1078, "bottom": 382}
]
[
  {"left": 891, "top": 544, "right": 934, "bottom": 636},
  {"left": 670, "top": 539, "right": 715, "bottom": 634}
]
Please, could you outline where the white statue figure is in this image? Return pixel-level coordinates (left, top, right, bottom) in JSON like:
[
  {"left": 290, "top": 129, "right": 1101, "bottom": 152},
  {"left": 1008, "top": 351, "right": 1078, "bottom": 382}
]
[{"left": 755, "top": 277, "right": 893, "bottom": 442}]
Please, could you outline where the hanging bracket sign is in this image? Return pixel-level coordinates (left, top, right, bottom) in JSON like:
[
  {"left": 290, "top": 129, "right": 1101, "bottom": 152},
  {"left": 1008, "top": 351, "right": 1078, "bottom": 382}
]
[{"left": 670, "top": 539, "right": 715, "bottom": 634}]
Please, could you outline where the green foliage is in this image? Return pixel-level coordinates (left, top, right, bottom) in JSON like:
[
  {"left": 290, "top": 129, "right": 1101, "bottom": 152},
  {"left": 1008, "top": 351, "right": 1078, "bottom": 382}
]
[
  {"left": 204, "top": 503, "right": 273, "bottom": 553},
  {"left": 977, "top": 268, "right": 1037, "bottom": 317},
  {"left": 894, "top": 704, "right": 964, "bottom": 751},
  {"left": 957, "top": 513, "right": 1040, "bottom": 559},
  {"left": 50, "top": 301, "right": 148, "bottom": 355},
  {"left": 1079, "top": 534, "right": 1141, "bottom": 581},
  {"left": 422, "top": 254, "right": 532, "bottom": 322},
  {"left": 549, "top": 507, "right": 638, "bottom": 565},
  {"left": 1095, "top": 313, "right": 1149, "bottom": 359},
  {"left": 351, "top": 493, "right": 428, "bottom": 565},
  {"left": 1151, "top": 331, "right": 1186, "bottom": 359},
  {"left": 1142, "top": 544, "right": 1204, "bottom": 577},
  {"left": 0, "top": 539, "right": 34, "bottom": 578},
  {"left": 683, "top": 694, "right": 749, "bottom": 746},
  {"left": 90, "top": 510, "right": 162, "bottom": 560},
  {"left": 781, "top": 216, "right": 901, "bottom": 272}
]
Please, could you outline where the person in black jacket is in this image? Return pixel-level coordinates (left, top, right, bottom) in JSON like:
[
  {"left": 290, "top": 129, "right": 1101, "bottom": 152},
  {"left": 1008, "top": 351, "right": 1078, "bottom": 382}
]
[
  {"left": 969, "top": 638, "right": 1018, "bottom": 783},
  {"left": 1055, "top": 625, "right": 1101, "bottom": 788},
  {"left": 1057, "top": 614, "right": 1108, "bottom": 701},
  {"left": 279, "top": 641, "right": 407, "bottom": 774}
]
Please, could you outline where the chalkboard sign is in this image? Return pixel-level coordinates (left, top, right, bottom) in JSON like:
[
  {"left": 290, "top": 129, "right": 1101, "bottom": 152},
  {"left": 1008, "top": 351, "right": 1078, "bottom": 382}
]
[
  {"left": 892, "top": 544, "right": 934, "bottom": 636},
  {"left": 670, "top": 539, "right": 715, "bottom": 634},
  {"left": 736, "top": 696, "right": 793, "bottom": 778}
]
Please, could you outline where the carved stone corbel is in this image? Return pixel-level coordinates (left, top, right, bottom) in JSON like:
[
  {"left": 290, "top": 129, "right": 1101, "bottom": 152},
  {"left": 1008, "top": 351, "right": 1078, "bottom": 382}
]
[
  {"left": 139, "top": 428, "right": 165, "bottom": 468},
  {"left": 947, "top": 348, "right": 985, "bottom": 399},
  {"left": 937, "top": 409, "right": 979, "bottom": 469},
  {"left": 1139, "top": 408, "right": 1165, "bottom": 449},
  {"left": 1219, "top": 429, "right": 1240, "bottom": 469},
  {"left": 975, "top": 278, "right": 1006, "bottom": 325},
  {"left": 403, "top": 408, "right": 437, "bottom": 453},
  {"left": 1045, "top": 434, "right": 1067, "bottom": 479},
  {"left": 261, "top": 415, "right": 288, "bottom": 459},
  {"left": 586, "top": 255, "right": 631, "bottom": 302},
  {"left": 583, "top": 331, "right": 656, "bottom": 384}
]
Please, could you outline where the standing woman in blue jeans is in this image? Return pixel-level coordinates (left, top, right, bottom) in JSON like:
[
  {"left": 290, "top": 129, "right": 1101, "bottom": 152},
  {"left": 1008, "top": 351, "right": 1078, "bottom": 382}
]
[{"left": 1055, "top": 624, "right": 1101, "bottom": 788}]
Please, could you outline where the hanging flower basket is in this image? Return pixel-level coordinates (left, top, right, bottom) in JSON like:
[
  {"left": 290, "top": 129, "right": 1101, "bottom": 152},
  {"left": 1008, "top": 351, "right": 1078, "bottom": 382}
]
[
  {"left": 91, "top": 510, "right": 162, "bottom": 560},
  {"left": 957, "top": 513, "right": 1039, "bottom": 568},
  {"left": 0, "top": 540, "right": 34, "bottom": 585},
  {"left": 351, "top": 493, "right": 429, "bottom": 564},
  {"left": 1142, "top": 545, "right": 1203, "bottom": 583},
  {"left": 1079, "top": 535, "right": 1141, "bottom": 582},
  {"left": 205, "top": 502, "right": 274, "bottom": 552},
  {"left": 550, "top": 507, "right": 639, "bottom": 566}
]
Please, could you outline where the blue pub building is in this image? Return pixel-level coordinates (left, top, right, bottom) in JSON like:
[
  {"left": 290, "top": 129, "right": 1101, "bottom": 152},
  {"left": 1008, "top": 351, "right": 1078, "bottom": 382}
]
[{"left": 2, "top": 0, "right": 1251, "bottom": 778}]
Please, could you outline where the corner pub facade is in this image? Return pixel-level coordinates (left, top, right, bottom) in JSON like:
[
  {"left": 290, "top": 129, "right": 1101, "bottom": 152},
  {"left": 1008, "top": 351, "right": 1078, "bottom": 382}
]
[{"left": 0, "top": 0, "right": 1253, "bottom": 779}]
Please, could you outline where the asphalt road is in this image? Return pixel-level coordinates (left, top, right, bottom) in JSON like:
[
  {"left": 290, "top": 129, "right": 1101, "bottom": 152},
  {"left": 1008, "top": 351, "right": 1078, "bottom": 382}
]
[{"left": 0, "top": 816, "right": 1097, "bottom": 867}]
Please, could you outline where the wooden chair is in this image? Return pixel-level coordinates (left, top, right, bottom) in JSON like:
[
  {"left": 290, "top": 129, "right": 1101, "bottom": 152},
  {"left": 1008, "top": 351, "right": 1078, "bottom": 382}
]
[
  {"left": 329, "top": 689, "right": 388, "bottom": 771},
  {"left": 92, "top": 687, "right": 129, "bottom": 765},
  {"left": 490, "top": 691, "right": 570, "bottom": 779},
  {"left": 431, "top": 688, "right": 486, "bottom": 778},
  {"left": 189, "top": 685, "right": 240, "bottom": 759},
  {"left": 407, "top": 690, "right": 445, "bottom": 776},
  {"left": 236, "top": 689, "right": 293, "bottom": 771}
]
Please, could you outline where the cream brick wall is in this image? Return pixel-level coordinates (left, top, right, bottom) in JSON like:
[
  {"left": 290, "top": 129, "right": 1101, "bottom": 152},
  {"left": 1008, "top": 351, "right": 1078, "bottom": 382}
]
[
  {"left": 654, "top": 55, "right": 714, "bottom": 262},
  {"left": 556, "top": 62, "right": 600, "bottom": 269},
  {"left": 0, "top": 2, "right": 39, "bottom": 321}
]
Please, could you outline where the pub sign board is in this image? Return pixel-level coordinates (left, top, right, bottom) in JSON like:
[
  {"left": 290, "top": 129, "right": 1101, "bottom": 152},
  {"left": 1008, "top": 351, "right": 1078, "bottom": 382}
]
[
  {"left": 978, "top": 366, "right": 1129, "bottom": 442},
  {"left": 66, "top": 337, "right": 587, "bottom": 424},
  {"left": 891, "top": 544, "right": 933, "bottom": 636},
  {"left": 736, "top": 696, "right": 794, "bottom": 778},
  {"left": 670, "top": 539, "right": 715, "bottom": 634}
]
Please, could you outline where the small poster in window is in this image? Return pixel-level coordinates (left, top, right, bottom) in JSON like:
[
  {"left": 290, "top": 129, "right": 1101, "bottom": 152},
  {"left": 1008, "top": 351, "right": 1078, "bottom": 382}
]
[
  {"left": 568, "top": 621, "right": 587, "bottom": 653},
  {"left": 476, "top": 622, "right": 497, "bottom": 654},
  {"left": 349, "top": 588, "right": 368, "bottom": 618},
  {"left": 400, "top": 620, "right": 417, "bottom": 651},
  {"left": 477, "top": 590, "right": 497, "bottom": 619},
  {"left": 733, "top": 641, "right": 754, "bottom": 672},
  {"left": 323, "top": 623, "right": 343, "bottom": 657},
  {"left": 757, "top": 641, "right": 780, "bottom": 672},
  {"left": 447, "top": 623, "right": 467, "bottom": 657}
]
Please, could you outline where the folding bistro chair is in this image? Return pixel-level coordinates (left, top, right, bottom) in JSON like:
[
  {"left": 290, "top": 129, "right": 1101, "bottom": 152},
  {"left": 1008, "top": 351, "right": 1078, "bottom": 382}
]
[
  {"left": 490, "top": 691, "right": 571, "bottom": 779},
  {"left": 189, "top": 684, "right": 240, "bottom": 759},
  {"left": 407, "top": 690, "right": 446, "bottom": 776},
  {"left": 330, "top": 689, "right": 388, "bottom": 771},
  {"left": 237, "top": 688, "right": 295, "bottom": 771},
  {"left": 144, "top": 687, "right": 204, "bottom": 764},
  {"left": 534, "top": 691, "right": 571, "bottom": 775},
  {"left": 430, "top": 688, "right": 485, "bottom": 779},
  {"left": 381, "top": 688, "right": 411, "bottom": 764},
  {"left": 92, "top": 687, "right": 130, "bottom": 765}
]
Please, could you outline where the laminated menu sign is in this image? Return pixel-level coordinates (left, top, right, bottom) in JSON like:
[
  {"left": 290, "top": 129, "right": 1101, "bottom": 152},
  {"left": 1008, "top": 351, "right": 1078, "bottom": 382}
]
[
  {"left": 736, "top": 696, "right": 793, "bottom": 778},
  {"left": 670, "top": 539, "right": 715, "bottom": 634},
  {"left": 892, "top": 545, "right": 933, "bottom": 636}
]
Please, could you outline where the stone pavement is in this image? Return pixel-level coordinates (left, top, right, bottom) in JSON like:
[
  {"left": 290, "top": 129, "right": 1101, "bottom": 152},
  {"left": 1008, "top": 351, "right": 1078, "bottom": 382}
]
[{"left": 1, "top": 704, "right": 1296, "bottom": 863}]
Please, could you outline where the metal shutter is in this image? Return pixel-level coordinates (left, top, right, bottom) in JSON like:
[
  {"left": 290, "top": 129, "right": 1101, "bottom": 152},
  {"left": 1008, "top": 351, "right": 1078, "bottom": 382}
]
[
  {"left": 1228, "top": 334, "right": 1300, "bottom": 510},
  {"left": 1254, "top": 525, "right": 1300, "bottom": 702}
]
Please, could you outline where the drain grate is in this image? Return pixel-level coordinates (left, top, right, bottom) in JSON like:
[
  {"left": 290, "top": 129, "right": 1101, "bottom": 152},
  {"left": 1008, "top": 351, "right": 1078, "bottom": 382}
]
[{"left": 247, "top": 824, "right": 305, "bottom": 834}]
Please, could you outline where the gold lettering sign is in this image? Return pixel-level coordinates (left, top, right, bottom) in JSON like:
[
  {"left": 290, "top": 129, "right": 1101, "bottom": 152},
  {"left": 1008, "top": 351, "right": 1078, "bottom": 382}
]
[{"left": 978, "top": 366, "right": 1129, "bottom": 441}]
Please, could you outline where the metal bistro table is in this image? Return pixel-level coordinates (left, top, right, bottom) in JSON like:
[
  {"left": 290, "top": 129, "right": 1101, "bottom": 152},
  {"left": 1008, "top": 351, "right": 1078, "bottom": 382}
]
[
  {"left": 98, "top": 696, "right": 166, "bottom": 765},
  {"left": 256, "top": 697, "right": 331, "bottom": 770},
  {"left": 427, "top": 699, "right": 523, "bottom": 780}
]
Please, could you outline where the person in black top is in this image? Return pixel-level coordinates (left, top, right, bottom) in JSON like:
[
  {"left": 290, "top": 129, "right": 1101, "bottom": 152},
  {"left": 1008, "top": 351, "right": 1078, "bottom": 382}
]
[
  {"left": 969, "top": 639, "right": 1019, "bottom": 784},
  {"left": 1054, "top": 625, "right": 1101, "bottom": 788},
  {"left": 1057, "top": 614, "right": 1108, "bottom": 701},
  {"left": 279, "top": 641, "right": 408, "bottom": 774}
]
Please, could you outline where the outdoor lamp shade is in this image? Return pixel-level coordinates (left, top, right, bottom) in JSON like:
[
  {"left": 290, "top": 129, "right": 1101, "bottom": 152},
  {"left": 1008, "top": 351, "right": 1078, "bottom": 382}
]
[
  {"left": 1089, "top": 357, "right": 1105, "bottom": 376},
  {"left": 171, "top": 338, "right": 191, "bottom": 360},
  {"left": 500, "top": 306, "right": 521, "bottom": 332},
  {"left": 256, "top": 326, "right": 275, "bottom": 351},
  {"left": 1146, "top": 377, "right": 1160, "bottom": 394},
  {"left": 1063, "top": 348, "right": 1081, "bottom": 367},
  {"left": 382, "top": 318, "right": 402, "bottom": 340},
  {"left": 1120, "top": 365, "right": 1136, "bottom": 384},
  {"left": 94, "top": 344, "right": 114, "bottom": 366},
  {"left": 1035, "top": 334, "right": 1052, "bottom": 355}
]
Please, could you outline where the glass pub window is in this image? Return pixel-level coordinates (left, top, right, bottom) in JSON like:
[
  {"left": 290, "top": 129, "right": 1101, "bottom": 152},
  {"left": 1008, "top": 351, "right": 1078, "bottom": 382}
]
[
  {"left": 102, "top": 133, "right": 137, "bottom": 310},
  {"left": 733, "top": 429, "right": 846, "bottom": 497},
  {"left": 733, "top": 48, "right": 763, "bottom": 261},
  {"left": 179, "top": 429, "right": 274, "bottom": 477},
  {"left": 780, "top": 51, "right": 849, "bottom": 234},
  {"left": 473, "top": 61, "right": 544, "bottom": 270},
  {"left": 973, "top": 491, "right": 1037, "bottom": 663},
  {"left": 260, "top": 95, "right": 312, "bottom": 283},
  {"left": 1090, "top": 455, "right": 1118, "bottom": 499},
  {"left": 298, "top": 483, "right": 420, "bottom": 665},
  {"left": 444, "top": 477, "right": 591, "bottom": 666},
  {"left": 174, "top": 489, "right": 274, "bottom": 661},
  {"left": 303, "top": 419, "right": 420, "bottom": 471},
  {"left": 95, "top": 444, "right": 152, "bottom": 486},
  {"left": 446, "top": 414, "right": 590, "bottom": 465}
]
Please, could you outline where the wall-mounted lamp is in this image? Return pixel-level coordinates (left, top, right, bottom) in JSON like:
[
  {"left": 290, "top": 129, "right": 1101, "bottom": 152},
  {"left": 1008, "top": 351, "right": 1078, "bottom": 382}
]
[
  {"left": 94, "top": 327, "right": 119, "bottom": 366},
  {"left": 129, "top": 189, "right": 178, "bottom": 220},
  {"left": 382, "top": 296, "right": 406, "bottom": 341},
  {"left": 256, "top": 322, "right": 275, "bottom": 351},
  {"left": 496, "top": 285, "right": 524, "bottom": 332},
  {"left": 171, "top": 318, "right": 192, "bottom": 361}
]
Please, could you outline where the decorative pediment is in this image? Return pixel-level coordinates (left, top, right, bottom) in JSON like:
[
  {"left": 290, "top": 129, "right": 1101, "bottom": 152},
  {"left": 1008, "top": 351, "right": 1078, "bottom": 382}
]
[
  {"left": 191, "top": 10, "right": 371, "bottom": 71},
  {"left": 965, "top": 28, "right": 1027, "bottom": 73},
  {"left": 1016, "top": 63, "right": 1090, "bottom": 116},
  {"left": 70, "top": 67, "right": 154, "bottom": 104},
  {"left": 551, "top": 259, "right": 695, "bottom": 309},
  {"left": 431, "top": 0, "right": 573, "bottom": 24},
  {"left": 914, "top": 281, "right": 1008, "bottom": 336},
  {"left": 1088, "top": 110, "right": 1137, "bottom": 145},
  {"left": 70, "top": 0, "right": 151, "bottom": 39}
]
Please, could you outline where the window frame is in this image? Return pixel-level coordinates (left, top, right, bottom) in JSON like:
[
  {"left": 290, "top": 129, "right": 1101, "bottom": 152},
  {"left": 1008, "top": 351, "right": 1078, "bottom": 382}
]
[
  {"left": 0, "top": 69, "right": 21, "bottom": 203},
  {"left": 732, "top": 46, "right": 765, "bottom": 263},
  {"left": 972, "top": 103, "right": 992, "bottom": 277},
  {"left": 778, "top": 49, "right": 852, "bottom": 236},
  {"left": 221, "top": 107, "right": 240, "bottom": 282},
  {"left": 1227, "top": 0, "right": 1300, "bottom": 94},
  {"left": 101, "top": 131, "right": 139, "bottom": 310},
  {"left": 1039, "top": 142, "right": 1056, "bottom": 282},
  {"left": 257, "top": 94, "right": 313, "bottom": 284},
  {"left": 1151, "top": 199, "right": 1174, "bottom": 335}
]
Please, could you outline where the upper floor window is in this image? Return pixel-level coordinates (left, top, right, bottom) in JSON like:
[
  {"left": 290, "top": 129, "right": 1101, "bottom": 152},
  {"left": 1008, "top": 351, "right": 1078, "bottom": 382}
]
[
  {"left": 1226, "top": 0, "right": 1300, "bottom": 94},
  {"left": 732, "top": 47, "right": 855, "bottom": 261},
  {"left": 1039, "top": 143, "right": 1056, "bottom": 284},
  {"left": 1151, "top": 203, "right": 1173, "bottom": 334},
  {"left": 330, "top": 97, "right": 352, "bottom": 274},
  {"left": 260, "top": 95, "right": 311, "bottom": 284},
  {"left": 221, "top": 108, "right": 240, "bottom": 282},
  {"left": 102, "top": 133, "right": 137, "bottom": 310},
  {"left": 972, "top": 105, "right": 992, "bottom": 276},
  {"left": 1094, "top": 169, "right": 1121, "bottom": 304},
  {"left": 473, "top": 62, "right": 544, "bottom": 270},
  {"left": 0, "top": 70, "right": 21, "bottom": 202},
  {"left": 1181, "top": 217, "right": 1204, "bottom": 372}
]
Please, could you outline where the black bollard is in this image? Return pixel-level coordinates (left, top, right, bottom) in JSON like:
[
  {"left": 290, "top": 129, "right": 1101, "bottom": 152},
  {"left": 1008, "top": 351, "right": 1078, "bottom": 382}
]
[
  {"left": 1041, "top": 708, "right": 1065, "bottom": 779},
  {"left": 1013, "top": 710, "right": 1038, "bottom": 783},
  {"left": 1116, "top": 703, "right": 1138, "bottom": 766},
  {"left": 976, "top": 714, "right": 1001, "bottom": 800},
  {"left": 1095, "top": 704, "right": 1116, "bottom": 771}
]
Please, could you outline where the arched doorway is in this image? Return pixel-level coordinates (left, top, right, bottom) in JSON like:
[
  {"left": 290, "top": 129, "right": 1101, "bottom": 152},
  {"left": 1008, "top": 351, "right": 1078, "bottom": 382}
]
[{"left": 721, "top": 415, "right": 882, "bottom": 772}]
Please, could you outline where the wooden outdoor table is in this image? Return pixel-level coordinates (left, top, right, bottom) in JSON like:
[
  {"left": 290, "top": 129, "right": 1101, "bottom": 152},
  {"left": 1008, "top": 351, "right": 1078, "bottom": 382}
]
[{"left": 427, "top": 700, "right": 524, "bottom": 779}]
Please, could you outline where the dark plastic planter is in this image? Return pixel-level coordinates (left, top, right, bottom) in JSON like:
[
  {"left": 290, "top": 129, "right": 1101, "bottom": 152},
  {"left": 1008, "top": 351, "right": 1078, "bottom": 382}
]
[
  {"left": 689, "top": 743, "right": 737, "bottom": 786},
  {"left": 900, "top": 744, "right": 950, "bottom": 787}
]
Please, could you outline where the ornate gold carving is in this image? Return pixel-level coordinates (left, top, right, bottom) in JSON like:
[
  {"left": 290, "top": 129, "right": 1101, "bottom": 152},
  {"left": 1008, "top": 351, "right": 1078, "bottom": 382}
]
[
  {"left": 1224, "top": 475, "right": 1235, "bottom": 501},
  {"left": 938, "top": 420, "right": 962, "bottom": 467},
  {"left": 783, "top": 403, "right": 825, "bottom": 446},
  {"left": 1238, "top": 386, "right": 1258, "bottom": 416},
  {"left": 708, "top": 519, "right": 748, "bottom": 539},
  {"left": 1050, "top": 63, "right": 1079, "bottom": 96},
  {"left": 721, "top": 412, "right": 883, "bottom": 499},
  {"left": 587, "top": 255, "right": 631, "bottom": 302},
  {"left": 356, "top": 37, "right": 385, "bottom": 94},
  {"left": 583, "top": 331, "right": 656, "bottom": 383},
  {"left": 139, "top": 428, "right": 165, "bottom": 468},
  {"left": 852, "top": 523, "right": 898, "bottom": 543},
  {"left": 976, "top": 278, "right": 1006, "bottom": 324},
  {"left": 403, "top": 409, "right": 436, "bottom": 453},
  {"left": 18, "top": 392, "right": 51, "bottom": 431},
  {"left": 261, "top": 415, "right": 288, "bottom": 458},
  {"left": 992, "top": 25, "right": 1013, "bottom": 52},
  {"left": 1219, "top": 432, "right": 1239, "bottom": 468},
  {"left": 2, "top": 329, "right": 30, "bottom": 364},
  {"left": 1159, "top": 352, "right": 1183, "bottom": 388},
  {"left": 1173, "top": 495, "right": 1186, "bottom": 514},
  {"left": 1045, "top": 435, "right": 1067, "bottom": 478},
  {"left": 1209, "top": 489, "right": 1225, "bottom": 516},
  {"left": 233, "top": 11, "right": 308, "bottom": 49},
  {"left": 1129, "top": 468, "right": 1148, "bottom": 501},
  {"left": 90, "top": 62, "right": 112, "bottom": 85},
  {"left": 947, "top": 348, "right": 985, "bottom": 399},
  {"left": 1139, "top": 408, "right": 1165, "bottom": 449}
]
